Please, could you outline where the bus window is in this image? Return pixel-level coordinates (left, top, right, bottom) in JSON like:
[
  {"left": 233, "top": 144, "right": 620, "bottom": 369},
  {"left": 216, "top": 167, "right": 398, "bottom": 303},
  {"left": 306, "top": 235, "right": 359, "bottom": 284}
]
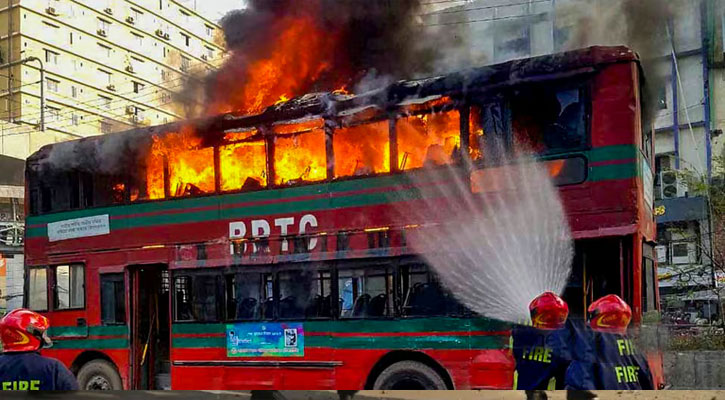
[
  {"left": 400, "top": 264, "right": 466, "bottom": 317},
  {"left": 278, "top": 269, "right": 332, "bottom": 319},
  {"left": 173, "top": 273, "right": 222, "bottom": 322},
  {"left": 220, "top": 129, "right": 267, "bottom": 192},
  {"left": 511, "top": 87, "right": 587, "bottom": 154},
  {"left": 53, "top": 264, "right": 85, "bottom": 310},
  {"left": 396, "top": 110, "right": 461, "bottom": 170},
  {"left": 168, "top": 147, "right": 215, "bottom": 197},
  {"left": 225, "top": 272, "right": 272, "bottom": 321},
  {"left": 273, "top": 120, "right": 327, "bottom": 186},
  {"left": 101, "top": 274, "right": 126, "bottom": 325},
  {"left": 27, "top": 267, "right": 48, "bottom": 311},
  {"left": 469, "top": 106, "right": 485, "bottom": 161},
  {"left": 338, "top": 266, "right": 392, "bottom": 318},
  {"left": 333, "top": 121, "right": 390, "bottom": 178}
]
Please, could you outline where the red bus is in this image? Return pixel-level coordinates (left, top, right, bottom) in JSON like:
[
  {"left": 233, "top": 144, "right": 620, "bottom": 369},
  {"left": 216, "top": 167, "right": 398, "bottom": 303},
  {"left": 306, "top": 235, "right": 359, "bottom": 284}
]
[{"left": 23, "top": 46, "right": 659, "bottom": 390}]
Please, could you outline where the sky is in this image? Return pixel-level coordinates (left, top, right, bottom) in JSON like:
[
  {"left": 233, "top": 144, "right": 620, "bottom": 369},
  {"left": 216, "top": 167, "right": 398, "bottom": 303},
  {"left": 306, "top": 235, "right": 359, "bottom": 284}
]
[{"left": 195, "top": 0, "right": 245, "bottom": 21}]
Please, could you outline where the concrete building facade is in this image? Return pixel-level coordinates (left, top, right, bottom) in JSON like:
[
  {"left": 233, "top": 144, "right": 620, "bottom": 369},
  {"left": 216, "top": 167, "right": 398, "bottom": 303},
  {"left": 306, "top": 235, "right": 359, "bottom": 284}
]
[{"left": 0, "top": 0, "right": 224, "bottom": 159}]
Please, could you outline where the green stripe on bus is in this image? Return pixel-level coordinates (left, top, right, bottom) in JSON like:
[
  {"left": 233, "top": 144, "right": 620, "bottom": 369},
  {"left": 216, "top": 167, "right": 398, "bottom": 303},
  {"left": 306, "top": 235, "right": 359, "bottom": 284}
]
[
  {"left": 588, "top": 162, "right": 637, "bottom": 182},
  {"left": 172, "top": 334, "right": 507, "bottom": 350},
  {"left": 48, "top": 326, "right": 88, "bottom": 337},
  {"left": 587, "top": 144, "right": 637, "bottom": 162},
  {"left": 49, "top": 325, "right": 128, "bottom": 337},
  {"left": 89, "top": 325, "right": 129, "bottom": 336},
  {"left": 50, "top": 338, "right": 129, "bottom": 350},
  {"left": 172, "top": 318, "right": 510, "bottom": 335}
]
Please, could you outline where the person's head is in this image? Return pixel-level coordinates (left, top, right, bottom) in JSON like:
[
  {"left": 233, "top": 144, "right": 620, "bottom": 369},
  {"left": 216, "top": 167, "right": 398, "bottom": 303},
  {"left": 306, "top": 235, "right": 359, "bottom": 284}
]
[
  {"left": 529, "top": 291, "right": 569, "bottom": 330},
  {"left": 0, "top": 309, "right": 53, "bottom": 352},
  {"left": 587, "top": 294, "right": 632, "bottom": 335}
]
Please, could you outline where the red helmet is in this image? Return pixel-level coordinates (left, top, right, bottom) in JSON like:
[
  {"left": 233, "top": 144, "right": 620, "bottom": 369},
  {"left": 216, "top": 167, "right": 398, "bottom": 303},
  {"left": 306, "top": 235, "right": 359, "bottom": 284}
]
[
  {"left": 0, "top": 309, "right": 53, "bottom": 352},
  {"left": 588, "top": 294, "right": 632, "bottom": 334},
  {"left": 529, "top": 291, "right": 569, "bottom": 330}
]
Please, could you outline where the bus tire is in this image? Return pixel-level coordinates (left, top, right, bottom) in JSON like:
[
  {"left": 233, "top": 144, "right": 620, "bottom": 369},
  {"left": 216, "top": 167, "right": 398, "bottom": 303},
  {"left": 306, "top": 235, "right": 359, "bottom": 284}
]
[
  {"left": 76, "top": 359, "right": 123, "bottom": 390},
  {"left": 373, "top": 360, "right": 447, "bottom": 390}
]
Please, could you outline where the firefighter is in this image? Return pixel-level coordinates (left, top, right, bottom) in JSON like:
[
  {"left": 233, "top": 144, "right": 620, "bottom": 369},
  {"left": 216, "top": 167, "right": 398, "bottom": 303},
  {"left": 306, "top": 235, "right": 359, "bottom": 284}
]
[
  {"left": 0, "top": 309, "right": 79, "bottom": 391},
  {"left": 512, "top": 291, "right": 571, "bottom": 400},
  {"left": 565, "top": 295, "right": 654, "bottom": 394}
]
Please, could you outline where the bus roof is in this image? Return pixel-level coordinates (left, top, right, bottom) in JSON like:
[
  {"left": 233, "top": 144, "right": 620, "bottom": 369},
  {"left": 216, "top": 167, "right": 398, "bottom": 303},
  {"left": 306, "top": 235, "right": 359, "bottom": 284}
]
[{"left": 27, "top": 45, "right": 637, "bottom": 166}]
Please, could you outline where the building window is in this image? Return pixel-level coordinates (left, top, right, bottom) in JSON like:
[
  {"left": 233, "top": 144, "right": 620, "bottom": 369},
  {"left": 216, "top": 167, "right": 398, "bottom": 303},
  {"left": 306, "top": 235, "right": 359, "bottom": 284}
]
[
  {"left": 205, "top": 46, "right": 214, "bottom": 60},
  {"left": 159, "top": 0, "right": 163, "bottom": 10},
  {"left": 71, "top": 59, "right": 81, "bottom": 71},
  {"left": 45, "top": 106, "right": 60, "bottom": 122},
  {"left": 98, "top": 43, "right": 112, "bottom": 59},
  {"left": 205, "top": 25, "right": 213, "bottom": 38},
  {"left": 133, "top": 81, "right": 145, "bottom": 94},
  {"left": 54, "top": 264, "right": 85, "bottom": 310},
  {"left": 180, "top": 55, "right": 190, "bottom": 72},
  {"left": 71, "top": 85, "right": 78, "bottom": 98},
  {"left": 69, "top": 32, "right": 73, "bottom": 45},
  {"left": 27, "top": 267, "right": 48, "bottom": 311},
  {"left": 132, "top": 32, "right": 144, "bottom": 49},
  {"left": 134, "top": 107, "right": 145, "bottom": 119},
  {"left": 180, "top": 9, "right": 191, "bottom": 24},
  {"left": 658, "top": 86, "right": 667, "bottom": 110},
  {"left": 99, "top": 95, "right": 112, "bottom": 109},
  {"left": 180, "top": 32, "right": 190, "bottom": 47},
  {"left": 46, "top": 78, "right": 59, "bottom": 93},
  {"left": 44, "top": 49, "right": 59, "bottom": 65},
  {"left": 97, "top": 18, "right": 111, "bottom": 35},
  {"left": 130, "top": 8, "right": 143, "bottom": 24},
  {"left": 71, "top": 112, "right": 79, "bottom": 126},
  {"left": 98, "top": 69, "right": 112, "bottom": 85}
]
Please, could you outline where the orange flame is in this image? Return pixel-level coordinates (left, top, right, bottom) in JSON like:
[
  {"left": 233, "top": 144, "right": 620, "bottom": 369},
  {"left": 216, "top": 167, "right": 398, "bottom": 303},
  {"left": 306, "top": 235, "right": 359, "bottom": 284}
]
[{"left": 209, "top": 14, "right": 342, "bottom": 115}]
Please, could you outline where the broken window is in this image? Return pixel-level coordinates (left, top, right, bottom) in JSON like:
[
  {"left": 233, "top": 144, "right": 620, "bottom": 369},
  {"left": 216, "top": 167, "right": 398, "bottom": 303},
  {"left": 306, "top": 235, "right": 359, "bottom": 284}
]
[
  {"left": 333, "top": 121, "right": 390, "bottom": 178},
  {"left": 511, "top": 86, "right": 587, "bottom": 154},
  {"left": 220, "top": 129, "right": 267, "bottom": 192},
  {"left": 168, "top": 146, "right": 215, "bottom": 197},
  {"left": 396, "top": 110, "right": 460, "bottom": 170},
  {"left": 273, "top": 119, "right": 326, "bottom": 186}
]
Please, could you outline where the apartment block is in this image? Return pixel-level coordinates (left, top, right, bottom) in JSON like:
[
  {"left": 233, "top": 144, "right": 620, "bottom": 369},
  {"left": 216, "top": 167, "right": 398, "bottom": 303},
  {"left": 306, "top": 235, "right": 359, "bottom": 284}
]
[{"left": 0, "top": 0, "right": 224, "bottom": 159}]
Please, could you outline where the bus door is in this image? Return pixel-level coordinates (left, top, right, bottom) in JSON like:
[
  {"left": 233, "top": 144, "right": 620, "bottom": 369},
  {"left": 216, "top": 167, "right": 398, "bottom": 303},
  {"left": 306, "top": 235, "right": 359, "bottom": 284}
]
[{"left": 129, "top": 265, "right": 170, "bottom": 390}]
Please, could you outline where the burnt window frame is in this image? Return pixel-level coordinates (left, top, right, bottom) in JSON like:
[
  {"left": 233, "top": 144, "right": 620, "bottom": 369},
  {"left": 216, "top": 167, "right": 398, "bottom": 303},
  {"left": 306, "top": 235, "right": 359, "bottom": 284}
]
[
  {"left": 276, "top": 263, "right": 334, "bottom": 321},
  {"left": 171, "top": 269, "right": 225, "bottom": 323},
  {"left": 397, "top": 259, "right": 473, "bottom": 318},
  {"left": 336, "top": 259, "right": 396, "bottom": 320},
  {"left": 224, "top": 267, "right": 275, "bottom": 322}
]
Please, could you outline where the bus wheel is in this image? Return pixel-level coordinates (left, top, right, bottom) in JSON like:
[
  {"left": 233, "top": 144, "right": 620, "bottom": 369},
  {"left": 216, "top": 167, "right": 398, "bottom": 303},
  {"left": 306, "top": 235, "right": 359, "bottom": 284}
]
[
  {"left": 77, "top": 360, "right": 123, "bottom": 390},
  {"left": 373, "top": 361, "right": 447, "bottom": 390}
]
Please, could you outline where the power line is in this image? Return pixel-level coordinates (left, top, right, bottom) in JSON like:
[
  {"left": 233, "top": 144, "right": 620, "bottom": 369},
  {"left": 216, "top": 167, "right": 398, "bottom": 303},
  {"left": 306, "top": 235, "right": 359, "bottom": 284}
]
[{"left": 420, "top": 9, "right": 551, "bottom": 28}]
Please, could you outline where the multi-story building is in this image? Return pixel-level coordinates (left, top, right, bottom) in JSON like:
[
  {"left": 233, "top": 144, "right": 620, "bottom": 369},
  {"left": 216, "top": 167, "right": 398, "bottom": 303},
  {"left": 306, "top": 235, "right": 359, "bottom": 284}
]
[
  {"left": 0, "top": 0, "right": 225, "bottom": 160},
  {"left": 425, "top": 0, "right": 724, "bottom": 321}
]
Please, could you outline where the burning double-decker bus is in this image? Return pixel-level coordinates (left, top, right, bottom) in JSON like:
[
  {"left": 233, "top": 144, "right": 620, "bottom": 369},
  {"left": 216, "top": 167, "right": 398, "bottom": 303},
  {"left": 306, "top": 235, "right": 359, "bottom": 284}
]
[{"left": 23, "top": 46, "right": 658, "bottom": 390}]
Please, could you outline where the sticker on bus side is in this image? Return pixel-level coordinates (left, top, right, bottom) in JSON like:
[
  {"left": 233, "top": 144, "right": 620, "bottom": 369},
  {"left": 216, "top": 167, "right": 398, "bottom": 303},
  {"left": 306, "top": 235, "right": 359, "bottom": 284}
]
[
  {"left": 226, "top": 322, "right": 304, "bottom": 357},
  {"left": 47, "top": 214, "right": 110, "bottom": 242}
]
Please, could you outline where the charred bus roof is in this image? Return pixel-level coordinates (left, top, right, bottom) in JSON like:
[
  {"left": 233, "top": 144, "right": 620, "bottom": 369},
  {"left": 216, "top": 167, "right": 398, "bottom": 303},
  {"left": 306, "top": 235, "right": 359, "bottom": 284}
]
[{"left": 27, "top": 45, "right": 638, "bottom": 168}]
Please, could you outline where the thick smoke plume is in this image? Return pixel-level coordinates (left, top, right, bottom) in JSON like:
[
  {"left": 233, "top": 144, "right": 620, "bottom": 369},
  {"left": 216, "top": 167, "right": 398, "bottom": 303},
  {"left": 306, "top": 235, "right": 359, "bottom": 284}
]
[
  {"left": 555, "top": 0, "right": 672, "bottom": 123},
  {"left": 180, "top": 0, "right": 440, "bottom": 117}
]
